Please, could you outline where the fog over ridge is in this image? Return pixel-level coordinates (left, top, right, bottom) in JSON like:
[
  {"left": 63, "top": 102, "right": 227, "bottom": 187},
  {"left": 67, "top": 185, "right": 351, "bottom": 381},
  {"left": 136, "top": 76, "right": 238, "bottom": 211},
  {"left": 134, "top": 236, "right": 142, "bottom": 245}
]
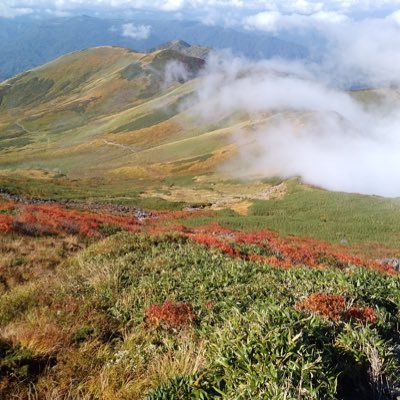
[{"left": 187, "top": 19, "right": 400, "bottom": 198}]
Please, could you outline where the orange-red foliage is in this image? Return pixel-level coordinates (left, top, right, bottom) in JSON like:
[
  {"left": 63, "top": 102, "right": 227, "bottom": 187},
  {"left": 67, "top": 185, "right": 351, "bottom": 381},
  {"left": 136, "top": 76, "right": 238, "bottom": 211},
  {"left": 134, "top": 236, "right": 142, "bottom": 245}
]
[
  {"left": 295, "top": 293, "right": 347, "bottom": 321},
  {"left": 190, "top": 233, "right": 238, "bottom": 257},
  {"left": 0, "top": 203, "right": 141, "bottom": 237},
  {"left": 295, "top": 293, "right": 378, "bottom": 324},
  {"left": 185, "top": 223, "right": 397, "bottom": 275},
  {"left": 0, "top": 200, "right": 15, "bottom": 234},
  {"left": 0, "top": 198, "right": 397, "bottom": 276},
  {"left": 205, "top": 301, "right": 215, "bottom": 310},
  {"left": 145, "top": 299, "right": 195, "bottom": 330},
  {"left": 0, "top": 201, "right": 14, "bottom": 212},
  {"left": 0, "top": 214, "right": 13, "bottom": 234},
  {"left": 346, "top": 306, "right": 378, "bottom": 324}
]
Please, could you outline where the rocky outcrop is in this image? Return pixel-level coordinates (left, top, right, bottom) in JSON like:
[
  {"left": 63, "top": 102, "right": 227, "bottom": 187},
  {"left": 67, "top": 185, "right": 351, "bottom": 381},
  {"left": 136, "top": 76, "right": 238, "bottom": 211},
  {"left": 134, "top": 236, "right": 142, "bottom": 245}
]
[{"left": 380, "top": 258, "right": 400, "bottom": 272}]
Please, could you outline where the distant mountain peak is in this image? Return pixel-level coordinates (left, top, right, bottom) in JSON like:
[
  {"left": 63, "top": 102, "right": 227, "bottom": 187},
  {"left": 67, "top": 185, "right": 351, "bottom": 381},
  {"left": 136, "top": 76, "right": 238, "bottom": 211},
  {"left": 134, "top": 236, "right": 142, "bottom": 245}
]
[
  {"left": 152, "top": 39, "right": 210, "bottom": 61},
  {"left": 154, "top": 40, "right": 191, "bottom": 51},
  {"left": 167, "top": 39, "right": 191, "bottom": 48}
]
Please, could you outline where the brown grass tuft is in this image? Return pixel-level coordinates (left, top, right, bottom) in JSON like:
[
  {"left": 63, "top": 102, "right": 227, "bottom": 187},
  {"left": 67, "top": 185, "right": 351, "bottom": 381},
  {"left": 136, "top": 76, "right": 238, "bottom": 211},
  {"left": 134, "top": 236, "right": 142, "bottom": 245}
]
[{"left": 145, "top": 300, "right": 195, "bottom": 330}]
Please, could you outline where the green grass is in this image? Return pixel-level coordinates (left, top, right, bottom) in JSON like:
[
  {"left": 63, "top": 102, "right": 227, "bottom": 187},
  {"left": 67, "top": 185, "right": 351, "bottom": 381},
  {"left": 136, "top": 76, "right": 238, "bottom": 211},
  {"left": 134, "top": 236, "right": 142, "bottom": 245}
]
[
  {"left": 0, "top": 76, "right": 55, "bottom": 109},
  {"left": 0, "top": 175, "right": 189, "bottom": 210},
  {"left": 2, "top": 171, "right": 400, "bottom": 250},
  {"left": 113, "top": 93, "right": 192, "bottom": 134},
  {"left": 120, "top": 62, "right": 146, "bottom": 81},
  {"left": 0, "top": 232, "right": 398, "bottom": 398},
  {"left": 0, "top": 136, "right": 33, "bottom": 150},
  {"left": 248, "top": 186, "right": 400, "bottom": 244},
  {"left": 181, "top": 181, "right": 400, "bottom": 249},
  {"left": 113, "top": 106, "right": 178, "bottom": 133},
  {"left": 1, "top": 45, "right": 400, "bottom": 399}
]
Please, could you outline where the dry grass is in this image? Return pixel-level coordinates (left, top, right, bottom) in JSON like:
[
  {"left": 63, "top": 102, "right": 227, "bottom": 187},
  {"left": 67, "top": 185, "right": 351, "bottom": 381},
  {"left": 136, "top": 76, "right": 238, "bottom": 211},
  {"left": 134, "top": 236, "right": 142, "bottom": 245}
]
[
  {"left": 229, "top": 200, "right": 252, "bottom": 215},
  {"left": 2, "top": 312, "right": 67, "bottom": 355},
  {"left": 184, "top": 145, "right": 238, "bottom": 173},
  {"left": 141, "top": 180, "right": 287, "bottom": 211},
  {"left": 145, "top": 334, "right": 205, "bottom": 387},
  {"left": 0, "top": 169, "right": 57, "bottom": 180},
  {"left": 0, "top": 235, "right": 84, "bottom": 293}
]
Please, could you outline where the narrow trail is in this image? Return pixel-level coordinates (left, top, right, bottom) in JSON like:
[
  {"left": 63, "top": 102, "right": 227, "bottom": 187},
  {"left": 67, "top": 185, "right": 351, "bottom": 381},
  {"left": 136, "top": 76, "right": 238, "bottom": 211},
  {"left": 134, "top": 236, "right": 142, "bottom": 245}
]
[
  {"left": 15, "top": 120, "right": 31, "bottom": 134},
  {"left": 102, "top": 139, "right": 137, "bottom": 152}
]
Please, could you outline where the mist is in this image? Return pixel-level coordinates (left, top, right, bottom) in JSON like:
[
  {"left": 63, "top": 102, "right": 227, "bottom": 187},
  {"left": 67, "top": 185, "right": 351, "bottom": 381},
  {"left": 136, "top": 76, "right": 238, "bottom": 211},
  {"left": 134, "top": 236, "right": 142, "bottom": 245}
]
[{"left": 189, "top": 16, "right": 400, "bottom": 198}]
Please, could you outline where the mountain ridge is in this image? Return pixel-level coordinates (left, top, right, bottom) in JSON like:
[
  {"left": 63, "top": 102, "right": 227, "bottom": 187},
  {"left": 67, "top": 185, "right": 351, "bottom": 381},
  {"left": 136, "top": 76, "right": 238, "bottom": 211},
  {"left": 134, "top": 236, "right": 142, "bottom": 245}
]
[
  {"left": 0, "top": 15, "right": 308, "bottom": 82},
  {"left": 0, "top": 44, "right": 233, "bottom": 182}
]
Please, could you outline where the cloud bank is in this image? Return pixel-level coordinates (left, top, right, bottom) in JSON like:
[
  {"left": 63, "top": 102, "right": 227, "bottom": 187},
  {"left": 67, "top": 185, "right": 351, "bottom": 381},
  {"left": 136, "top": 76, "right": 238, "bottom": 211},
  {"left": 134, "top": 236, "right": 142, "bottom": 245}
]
[
  {"left": 2, "top": 0, "right": 400, "bottom": 19},
  {"left": 0, "top": 3, "right": 32, "bottom": 18},
  {"left": 191, "top": 46, "right": 400, "bottom": 197}
]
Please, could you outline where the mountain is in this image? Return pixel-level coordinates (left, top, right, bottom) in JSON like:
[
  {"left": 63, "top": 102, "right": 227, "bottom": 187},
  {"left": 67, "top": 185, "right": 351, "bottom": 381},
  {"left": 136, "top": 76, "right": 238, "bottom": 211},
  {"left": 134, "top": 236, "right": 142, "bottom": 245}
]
[
  {"left": 152, "top": 40, "right": 210, "bottom": 59},
  {"left": 0, "top": 45, "right": 241, "bottom": 183},
  {"left": 0, "top": 15, "right": 308, "bottom": 82},
  {"left": 1, "top": 48, "right": 400, "bottom": 397},
  {"left": 0, "top": 45, "right": 394, "bottom": 189}
]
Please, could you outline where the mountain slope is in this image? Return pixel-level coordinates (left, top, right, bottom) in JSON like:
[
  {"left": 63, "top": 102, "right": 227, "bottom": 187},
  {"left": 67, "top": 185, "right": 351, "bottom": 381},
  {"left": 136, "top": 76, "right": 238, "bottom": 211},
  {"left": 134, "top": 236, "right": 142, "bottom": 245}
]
[
  {"left": 0, "top": 46, "right": 231, "bottom": 180},
  {"left": 2, "top": 44, "right": 400, "bottom": 257},
  {"left": 1, "top": 45, "right": 398, "bottom": 196}
]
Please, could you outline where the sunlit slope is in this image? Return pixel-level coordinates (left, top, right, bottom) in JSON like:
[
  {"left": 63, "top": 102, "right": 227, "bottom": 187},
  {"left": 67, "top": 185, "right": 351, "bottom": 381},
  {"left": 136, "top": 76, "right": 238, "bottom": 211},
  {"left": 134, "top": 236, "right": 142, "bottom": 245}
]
[
  {"left": 2, "top": 45, "right": 392, "bottom": 182},
  {"left": 0, "top": 46, "right": 243, "bottom": 178}
]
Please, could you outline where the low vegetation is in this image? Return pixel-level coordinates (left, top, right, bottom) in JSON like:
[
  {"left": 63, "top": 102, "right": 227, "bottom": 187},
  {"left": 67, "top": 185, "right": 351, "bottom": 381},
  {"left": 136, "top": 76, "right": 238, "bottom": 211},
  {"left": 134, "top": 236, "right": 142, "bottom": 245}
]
[
  {"left": 0, "top": 197, "right": 399, "bottom": 399},
  {"left": 1, "top": 38, "right": 400, "bottom": 400}
]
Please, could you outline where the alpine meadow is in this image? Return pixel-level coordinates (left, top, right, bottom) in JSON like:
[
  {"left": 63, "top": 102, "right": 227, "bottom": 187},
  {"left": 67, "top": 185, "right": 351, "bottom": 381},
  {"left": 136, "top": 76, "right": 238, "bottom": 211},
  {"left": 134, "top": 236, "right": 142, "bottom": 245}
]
[{"left": 0, "top": 1, "right": 400, "bottom": 399}]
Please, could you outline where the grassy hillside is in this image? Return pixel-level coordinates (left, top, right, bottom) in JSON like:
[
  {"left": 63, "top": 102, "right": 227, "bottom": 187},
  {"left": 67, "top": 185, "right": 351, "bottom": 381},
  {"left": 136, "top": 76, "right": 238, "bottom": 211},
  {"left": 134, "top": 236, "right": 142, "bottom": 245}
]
[
  {"left": 2, "top": 47, "right": 400, "bottom": 256},
  {"left": 1, "top": 48, "right": 400, "bottom": 399},
  {"left": 0, "top": 197, "right": 399, "bottom": 399},
  {"left": 0, "top": 45, "right": 236, "bottom": 182}
]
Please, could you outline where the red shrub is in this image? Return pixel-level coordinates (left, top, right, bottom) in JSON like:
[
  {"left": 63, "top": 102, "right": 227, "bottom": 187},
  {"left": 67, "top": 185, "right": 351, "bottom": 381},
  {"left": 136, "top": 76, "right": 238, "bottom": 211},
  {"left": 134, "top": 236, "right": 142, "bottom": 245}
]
[
  {"left": 145, "top": 300, "right": 195, "bottom": 330},
  {"left": 295, "top": 293, "right": 347, "bottom": 321},
  {"left": 1, "top": 202, "right": 141, "bottom": 237},
  {"left": 12, "top": 213, "right": 58, "bottom": 236},
  {"left": 295, "top": 293, "right": 378, "bottom": 324},
  {"left": 174, "top": 224, "right": 190, "bottom": 232},
  {"left": 181, "top": 223, "right": 397, "bottom": 275},
  {"left": 1, "top": 200, "right": 398, "bottom": 277},
  {"left": 0, "top": 214, "right": 13, "bottom": 233},
  {"left": 189, "top": 233, "right": 238, "bottom": 257},
  {"left": 0, "top": 201, "right": 14, "bottom": 212},
  {"left": 346, "top": 306, "right": 378, "bottom": 324}
]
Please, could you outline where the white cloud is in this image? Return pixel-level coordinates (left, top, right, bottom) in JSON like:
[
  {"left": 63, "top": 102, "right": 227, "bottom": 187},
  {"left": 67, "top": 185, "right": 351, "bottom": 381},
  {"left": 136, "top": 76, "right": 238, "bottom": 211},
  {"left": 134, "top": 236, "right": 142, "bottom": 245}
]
[
  {"left": 121, "top": 22, "right": 151, "bottom": 39},
  {"left": 191, "top": 52, "right": 400, "bottom": 197},
  {"left": 244, "top": 11, "right": 280, "bottom": 31},
  {"left": 2, "top": 0, "right": 400, "bottom": 18},
  {"left": 312, "top": 10, "right": 349, "bottom": 23},
  {"left": 387, "top": 9, "right": 400, "bottom": 24},
  {"left": 163, "top": 60, "right": 190, "bottom": 86},
  {"left": 244, "top": 10, "right": 349, "bottom": 32},
  {"left": 242, "top": 7, "right": 400, "bottom": 89},
  {"left": 161, "top": 0, "right": 185, "bottom": 11},
  {"left": 287, "top": 0, "right": 323, "bottom": 13},
  {"left": 317, "top": 17, "right": 400, "bottom": 88},
  {"left": 0, "top": 3, "right": 32, "bottom": 18}
]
